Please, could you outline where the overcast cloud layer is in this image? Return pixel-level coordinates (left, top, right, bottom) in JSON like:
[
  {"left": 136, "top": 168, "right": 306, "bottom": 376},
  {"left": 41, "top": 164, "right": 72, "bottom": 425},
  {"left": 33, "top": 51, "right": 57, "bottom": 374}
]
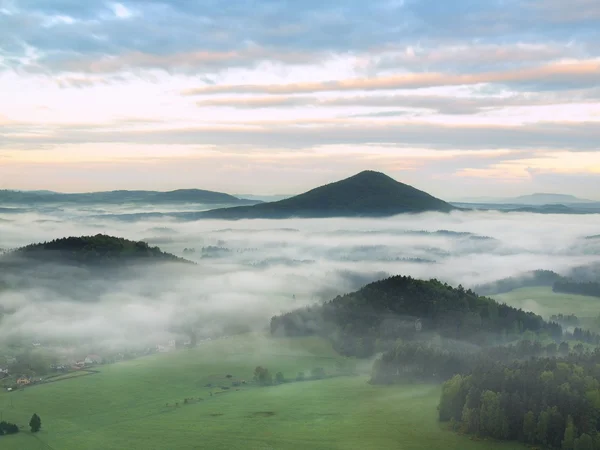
[{"left": 1, "top": 0, "right": 599, "bottom": 198}]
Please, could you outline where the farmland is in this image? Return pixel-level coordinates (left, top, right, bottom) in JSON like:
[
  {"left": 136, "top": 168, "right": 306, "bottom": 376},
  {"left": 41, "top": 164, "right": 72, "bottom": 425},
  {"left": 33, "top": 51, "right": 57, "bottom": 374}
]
[
  {"left": 0, "top": 334, "right": 525, "bottom": 450},
  {"left": 493, "top": 286, "right": 599, "bottom": 319}
]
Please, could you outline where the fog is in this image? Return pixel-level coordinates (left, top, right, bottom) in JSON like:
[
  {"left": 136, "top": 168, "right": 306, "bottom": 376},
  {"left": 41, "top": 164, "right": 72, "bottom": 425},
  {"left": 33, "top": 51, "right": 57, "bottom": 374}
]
[{"left": 0, "top": 205, "right": 598, "bottom": 354}]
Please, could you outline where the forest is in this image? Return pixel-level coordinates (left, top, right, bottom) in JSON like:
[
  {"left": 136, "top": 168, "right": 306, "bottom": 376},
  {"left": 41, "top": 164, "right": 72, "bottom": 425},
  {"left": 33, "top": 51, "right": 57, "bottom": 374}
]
[
  {"left": 553, "top": 280, "right": 600, "bottom": 298},
  {"left": 270, "top": 276, "right": 562, "bottom": 358},
  {"left": 369, "top": 329, "right": 600, "bottom": 448},
  {"left": 1, "top": 235, "right": 192, "bottom": 267},
  {"left": 438, "top": 351, "right": 600, "bottom": 449}
]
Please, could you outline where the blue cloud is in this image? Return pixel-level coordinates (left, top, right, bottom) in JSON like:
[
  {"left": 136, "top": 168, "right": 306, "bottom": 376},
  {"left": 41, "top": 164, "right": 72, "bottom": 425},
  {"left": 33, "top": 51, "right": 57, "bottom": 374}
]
[{"left": 1, "top": 0, "right": 598, "bottom": 74}]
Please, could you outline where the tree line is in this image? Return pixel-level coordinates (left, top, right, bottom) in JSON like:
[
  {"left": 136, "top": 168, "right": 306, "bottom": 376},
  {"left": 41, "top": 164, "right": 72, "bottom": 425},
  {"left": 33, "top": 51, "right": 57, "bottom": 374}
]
[
  {"left": 437, "top": 351, "right": 600, "bottom": 449},
  {"left": 271, "top": 276, "right": 562, "bottom": 358},
  {"left": 371, "top": 339, "right": 574, "bottom": 385},
  {"left": 553, "top": 280, "right": 600, "bottom": 298}
]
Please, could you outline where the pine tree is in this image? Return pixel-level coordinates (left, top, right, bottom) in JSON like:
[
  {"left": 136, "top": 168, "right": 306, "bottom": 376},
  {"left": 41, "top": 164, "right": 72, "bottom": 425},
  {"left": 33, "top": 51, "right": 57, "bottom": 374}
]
[{"left": 29, "top": 413, "right": 41, "bottom": 433}]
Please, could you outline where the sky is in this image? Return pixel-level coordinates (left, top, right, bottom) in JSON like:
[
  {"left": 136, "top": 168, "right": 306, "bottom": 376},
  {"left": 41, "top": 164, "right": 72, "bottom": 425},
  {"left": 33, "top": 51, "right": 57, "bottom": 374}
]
[{"left": 1, "top": 0, "right": 599, "bottom": 199}]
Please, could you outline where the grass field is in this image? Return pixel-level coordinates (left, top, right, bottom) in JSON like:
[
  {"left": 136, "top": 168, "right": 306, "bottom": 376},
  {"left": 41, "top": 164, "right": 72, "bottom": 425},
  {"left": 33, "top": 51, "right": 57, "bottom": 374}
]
[
  {"left": 494, "top": 286, "right": 600, "bottom": 319},
  {"left": 0, "top": 334, "right": 525, "bottom": 450}
]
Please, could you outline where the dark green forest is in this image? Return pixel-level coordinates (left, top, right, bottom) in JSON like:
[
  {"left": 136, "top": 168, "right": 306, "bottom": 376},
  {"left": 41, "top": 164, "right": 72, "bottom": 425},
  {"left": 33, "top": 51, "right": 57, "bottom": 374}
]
[
  {"left": 474, "top": 270, "right": 561, "bottom": 295},
  {"left": 2, "top": 234, "right": 192, "bottom": 267},
  {"left": 553, "top": 280, "right": 600, "bottom": 298},
  {"left": 270, "top": 276, "right": 561, "bottom": 357},
  {"left": 438, "top": 351, "right": 600, "bottom": 449}
]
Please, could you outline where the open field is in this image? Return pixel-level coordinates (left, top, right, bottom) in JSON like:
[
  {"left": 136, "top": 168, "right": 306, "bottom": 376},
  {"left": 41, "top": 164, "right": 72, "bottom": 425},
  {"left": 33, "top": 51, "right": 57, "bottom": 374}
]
[
  {"left": 493, "top": 286, "right": 599, "bottom": 319},
  {"left": 0, "top": 334, "right": 525, "bottom": 450}
]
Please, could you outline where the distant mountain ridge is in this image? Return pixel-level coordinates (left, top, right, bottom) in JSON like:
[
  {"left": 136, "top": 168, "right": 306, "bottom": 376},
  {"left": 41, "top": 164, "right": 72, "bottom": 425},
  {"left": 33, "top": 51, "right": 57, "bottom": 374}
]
[
  {"left": 194, "top": 171, "right": 455, "bottom": 219},
  {"left": 0, "top": 189, "right": 259, "bottom": 205},
  {"left": 456, "top": 193, "right": 594, "bottom": 205}
]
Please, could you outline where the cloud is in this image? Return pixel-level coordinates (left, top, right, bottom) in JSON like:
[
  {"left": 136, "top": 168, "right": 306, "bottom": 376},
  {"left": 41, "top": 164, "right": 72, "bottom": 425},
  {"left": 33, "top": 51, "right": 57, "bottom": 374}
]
[
  {"left": 195, "top": 90, "right": 600, "bottom": 115},
  {"left": 3, "top": 119, "right": 600, "bottom": 151},
  {"left": 531, "top": 0, "right": 600, "bottom": 23},
  {"left": 2, "top": 0, "right": 599, "bottom": 76},
  {"left": 1, "top": 207, "right": 599, "bottom": 349},
  {"left": 370, "top": 42, "right": 591, "bottom": 75},
  {"left": 44, "top": 47, "right": 320, "bottom": 74},
  {"left": 183, "top": 60, "right": 600, "bottom": 95}
]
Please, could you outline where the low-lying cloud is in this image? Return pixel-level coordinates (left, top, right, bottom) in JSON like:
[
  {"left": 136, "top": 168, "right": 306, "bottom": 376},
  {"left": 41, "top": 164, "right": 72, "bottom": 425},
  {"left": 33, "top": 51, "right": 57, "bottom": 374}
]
[{"left": 1, "top": 204, "right": 598, "bottom": 354}]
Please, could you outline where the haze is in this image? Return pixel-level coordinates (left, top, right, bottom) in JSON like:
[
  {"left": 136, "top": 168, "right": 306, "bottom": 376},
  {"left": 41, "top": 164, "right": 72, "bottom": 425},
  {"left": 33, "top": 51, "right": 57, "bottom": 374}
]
[{"left": 1, "top": 205, "right": 598, "bottom": 349}]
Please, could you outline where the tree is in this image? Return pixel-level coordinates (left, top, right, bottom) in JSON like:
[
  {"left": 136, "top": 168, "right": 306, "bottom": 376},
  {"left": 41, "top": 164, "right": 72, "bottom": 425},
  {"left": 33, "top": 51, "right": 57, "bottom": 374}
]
[
  {"left": 275, "top": 372, "right": 285, "bottom": 384},
  {"left": 523, "top": 411, "right": 537, "bottom": 443},
  {"left": 254, "top": 366, "right": 272, "bottom": 386},
  {"left": 563, "top": 415, "right": 576, "bottom": 450},
  {"left": 479, "top": 390, "right": 503, "bottom": 439},
  {"left": 29, "top": 413, "right": 41, "bottom": 433},
  {"left": 439, "top": 375, "right": 466, "bottom": 422},
  {"left": 575, "top": 434, "right": 594, "bottom": 450},
  {"left": 537, "top": 408, "right": 550, "bottom": 446}
]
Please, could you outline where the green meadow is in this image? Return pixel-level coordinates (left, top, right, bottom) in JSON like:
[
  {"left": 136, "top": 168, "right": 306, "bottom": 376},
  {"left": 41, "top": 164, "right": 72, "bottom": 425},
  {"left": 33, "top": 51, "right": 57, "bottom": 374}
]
[
  {"left": 493, "top": 286, "right": 599, "bottom": 319},
  {"left": 0, "top": 335, "right": 525, "bottom": 450}
]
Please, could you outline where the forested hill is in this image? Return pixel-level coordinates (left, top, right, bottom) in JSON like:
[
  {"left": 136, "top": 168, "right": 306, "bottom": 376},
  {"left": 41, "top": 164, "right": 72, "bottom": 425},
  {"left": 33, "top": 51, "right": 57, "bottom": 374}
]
[
  {"left": 271, "top": 276, "right": 561, "bottom": 357},
  {"left": 1, "top": 234, "right": 192, "bottom": 268},
  {"left": 196, "top": 171, "right": 455, "bottom": 219},
  {"left": 0, "top": 189, "right": 259, "bottom": 205},
  {"left": 473, "top": 269, "right": 561, "bottom": 295}
]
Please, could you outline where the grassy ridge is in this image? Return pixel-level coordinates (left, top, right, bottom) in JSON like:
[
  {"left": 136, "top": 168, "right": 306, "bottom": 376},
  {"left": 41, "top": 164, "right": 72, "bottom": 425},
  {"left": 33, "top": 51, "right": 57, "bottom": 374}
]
[
  {"left": 493, "top": 286, "right": 599, "bottom": 319},
  {"left": 0, "top": 335, "right": 524, "bottom": 450}
]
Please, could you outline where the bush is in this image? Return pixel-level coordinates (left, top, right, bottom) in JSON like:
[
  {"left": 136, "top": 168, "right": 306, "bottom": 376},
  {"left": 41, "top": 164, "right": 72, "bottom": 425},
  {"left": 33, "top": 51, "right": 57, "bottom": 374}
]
[
  {"left": 254, "top": 366, "right": 273, "bottom": 386},
  {"left": 0, "top": 421, "right": 20, "bottom": 435}
]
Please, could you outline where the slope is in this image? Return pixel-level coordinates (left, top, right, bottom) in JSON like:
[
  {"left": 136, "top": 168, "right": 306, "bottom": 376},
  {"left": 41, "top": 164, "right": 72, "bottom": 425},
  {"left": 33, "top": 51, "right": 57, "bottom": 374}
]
[
  {"left": 196, "top": 171, "right": 454, "bottom": 219},
  {"left": 271, "top": 275, "right": 561, "bottom": 357},
  {"left": 0, "top": 189, "right": 258, "bottom": 205},
  {"left": 0, "top": 335, "right": 524, "bottom": 450},
  {"left": 1, "top": 234, "right": 192, "bottom": 268}
]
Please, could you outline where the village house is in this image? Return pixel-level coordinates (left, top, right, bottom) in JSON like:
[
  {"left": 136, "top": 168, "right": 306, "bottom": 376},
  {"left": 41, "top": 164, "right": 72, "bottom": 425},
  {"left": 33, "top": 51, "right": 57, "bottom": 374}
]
[{"left": 17, "top": 376, "right": 31, "bottom": 386}]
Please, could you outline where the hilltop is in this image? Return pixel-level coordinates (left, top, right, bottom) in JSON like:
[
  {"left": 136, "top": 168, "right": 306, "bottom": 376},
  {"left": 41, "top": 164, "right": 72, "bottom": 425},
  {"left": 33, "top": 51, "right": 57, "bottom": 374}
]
[
  {"left": 270, "top": 275, "right": 559, "bottom": 358},
  {"left": 0, "top": 234, "right": 192, "bottom": 268},
  {"left": 0, "top": 189, "right": 259, "bottom": 205},
  {"left": 196, "top": 171, "right": 454, "bottom": 219}
]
